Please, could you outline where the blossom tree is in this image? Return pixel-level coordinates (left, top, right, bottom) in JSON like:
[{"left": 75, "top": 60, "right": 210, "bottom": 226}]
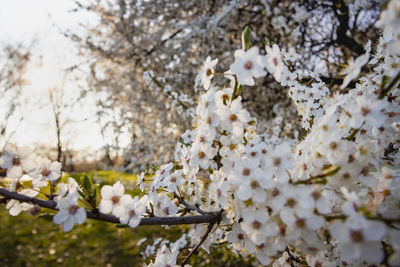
[
  {"left": 68, "top": 0, "right": 384, "bottom": 171},
  {"left": 0, "top": 0, "right": 400, "bottom": 266}
]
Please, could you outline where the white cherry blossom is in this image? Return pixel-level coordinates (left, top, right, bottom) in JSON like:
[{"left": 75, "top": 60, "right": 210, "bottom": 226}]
[
  {"left": 53, "top": 195, "right": 87, "bottom": 232},
  {"left": 230, "top": 46, "right": 266, "bottom": 86},
  {"left": 99, "top": 181, "right": 125, "bottom": 216}
]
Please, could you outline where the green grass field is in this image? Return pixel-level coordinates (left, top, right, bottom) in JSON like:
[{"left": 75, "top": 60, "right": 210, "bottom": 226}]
[{"left": 0, "top": 171, "right": 254, "bottom": 266}]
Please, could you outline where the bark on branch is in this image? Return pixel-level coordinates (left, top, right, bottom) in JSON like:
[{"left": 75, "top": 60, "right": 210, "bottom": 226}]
[{"left": 0, "top": 188, "right": 222, "bottom": 226}]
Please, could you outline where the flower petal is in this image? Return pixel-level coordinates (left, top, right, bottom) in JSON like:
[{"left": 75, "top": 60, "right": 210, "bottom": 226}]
[{"left": 53, "top": 210, "right": 69, "bottom": 224}]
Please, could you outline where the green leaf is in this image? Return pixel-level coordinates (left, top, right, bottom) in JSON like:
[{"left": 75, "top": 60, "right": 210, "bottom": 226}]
[
  {"left": 94, "top": 187, "right": 99, "bottom": 205},
  {"left": 346, "top": 128, "right": 359, "bottom": 141},
  {"left": 358, "top": 206, "right": 372, "bottom": 217},
  {"left": 83, "top": 175, "right": 93, "bottom": 195},
  {"left": 380, "top": 75, "right": 389, "bottom": 91},
  {"left": 248, "top": 120, "right": 256, "bottom": 126},
  {"left": 116, "top": 224, "right": 129, "bottom": 228},
  {"left": 241, "top": 26, "right": 252, "bottom": 51},
  {"left": 78, "top": 189, "right": 86, "bottom": 199},
  {"left": 264, "top": 37, "right": 271, "bottom": 45},
  {"left": 151, "top": 164, "right": 159, "bottom": 172},
  {"left": 237, "top": 85, "right": 243, "bottom": 96},
  {"left": 316, "top": 165, "right": 341, "bottom": 178},
  {"left": 39, "top": 214, "right": 54, "bottom": 222}
]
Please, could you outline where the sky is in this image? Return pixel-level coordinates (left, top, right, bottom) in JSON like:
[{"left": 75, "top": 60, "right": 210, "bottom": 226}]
[{"left": 0, "top": 0, "right": 106, "bottom": 156}]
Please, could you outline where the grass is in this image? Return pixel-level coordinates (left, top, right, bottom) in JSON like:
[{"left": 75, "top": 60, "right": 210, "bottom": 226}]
[{"left": 0, "top": 170, "right": 254, "bottom": 266}]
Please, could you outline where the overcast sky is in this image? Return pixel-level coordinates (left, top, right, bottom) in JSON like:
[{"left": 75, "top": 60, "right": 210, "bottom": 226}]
[{"left": 0, "top": 0, "right": 106, "bottom": 156}]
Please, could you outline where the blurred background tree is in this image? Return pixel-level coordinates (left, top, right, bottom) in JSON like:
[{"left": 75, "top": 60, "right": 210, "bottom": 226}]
[
  {"left": 65, "top": 0, "right": 382, "bottom": 171},
  {"left": 0, "top": 44, "right": 31, "bottom": 147}
]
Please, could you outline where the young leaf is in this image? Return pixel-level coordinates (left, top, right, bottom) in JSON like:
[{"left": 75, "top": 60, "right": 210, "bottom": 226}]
[
  {"left": 82, "top": 175, "right": 93, "bottom": 195},
  {"left": 241, "top": 26, "right": 252, "bottom": 51}
]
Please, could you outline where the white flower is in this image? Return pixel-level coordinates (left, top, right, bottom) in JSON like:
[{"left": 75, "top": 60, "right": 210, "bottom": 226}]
[
  {"left": 189, "top": 142, "right": 216, "bottom": 170},
  {"left": 305, "top": 251, "right": 336, "bottom": 267},
  {"left": 99, "top": 181, "right": 125, "bottom": 216},
  {"left": 227, "top": 222, "right": 255, "bottom": 252},
  {"left": 230, "top": 46, "right": 266, "bottom": 86},
  {"left": 215, "top": 87, "right": 233, "bottom": 107},
  {"left": 232, "top": 159, "right": 273, "bottom": 203},
  {"left": 219, "top": 135, "right": 244, "bottom": 158},
  {"left": 153, "top": 196, "right": 178, "bottom": 216},
  {"left": 340, "top": 187, "right": 364, "bottom": 216},
  {"left": 180, "top": 129, "right": 195, "bottom": 144},
  {"left": 148, "top": 244, "right": 179, "bottom": 267},
  {"left": 216, "top": 97, "right": 251, "bottom": 137},
  {"left": 196, "top": 88, "right": 217, "bottom": 119},
  {"left": 54, "top": 195, "right": 86, "bottom": 232},
  {"left": 209, "top": 171, "right": 230, "bottom": 209},
  {"left": 310, "top": 188, "right": 337, "bottom": 214},
  {"left": 378, "top": 0, "right": 400, "bottom": 35},
  {"left": 280, "top": 68, "right": 297, "bottom": 87},
  {"left": 136, "top": 171, "right": 145, "bottom": 192},
  {"left": 329, "top": 214, "right": 387, "bottom": 264},
  {"left": 30, "top": 158, "right": 62, "bottom": 188},
  {"left": 55, "top": 177, "right": 79, "bottom": 202},
  {"left": 119, "top": 195, "right": 148, "bottom": 228},
  {"left": 340, "top": 53, "right": 369, "bottom": 89},
  {"left": 265, "top": 44, "right": 284, "bottom": 82},
  {"left": 189, "top": 223, "right": 215, "bottom": 253},
  {"left": 6, "top": 189, "right": 38, "bottom": 216},
  {"left": 241, "top": 207, "right": 269, "bottom": 245},
  {"left": 0, "top": 144, "right": 35, "bottom": 181},
  {"left": 264, "top": 142, "right": 293, "bottom": 184},
  {"left": 245, "top": 140, "right": 269, "bottom": 163},
  {"left": 197, "top": 56, "right": 218, "bottom": 90},
  {"left": 349, "top": 95, "right": 388, "bottom": 128},
  {"left": 164, "top": 169, "right": 185, "bottom": 193},
  {"left": 153, "top": 163, "right": 174, "bottom": 188}
]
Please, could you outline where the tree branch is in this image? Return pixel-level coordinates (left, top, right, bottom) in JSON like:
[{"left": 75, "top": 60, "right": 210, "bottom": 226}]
[
  {"left": 331, "top": 0, "right": 365, "bottom": 56},
  {"left": 174, "top": 192, "right": 212, "bottom": 216},
  {"left": 181, "top": 220, "right": 217, "bottom": 266},
  {"left": 0, "top": 188, "right": 222, "bottom": 226},
  {"left": 285, "top": 246, "right": 297, "bottom": 267}
]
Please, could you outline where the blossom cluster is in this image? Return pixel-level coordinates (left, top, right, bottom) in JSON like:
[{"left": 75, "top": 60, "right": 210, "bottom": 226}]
[
  {"left": 0, "top": 1, "right": 399, "bottom": 266},
  {"left": 138, "top": 2, "right": 400, "bottom": 264}
]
